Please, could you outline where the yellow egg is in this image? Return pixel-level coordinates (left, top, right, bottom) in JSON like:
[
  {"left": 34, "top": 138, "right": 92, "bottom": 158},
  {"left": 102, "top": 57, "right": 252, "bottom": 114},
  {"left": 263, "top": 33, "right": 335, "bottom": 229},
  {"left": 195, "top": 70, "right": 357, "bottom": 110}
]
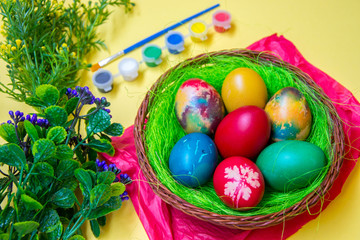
[{"left": 221, "top": 68, "right": 268, "bottom": 112}]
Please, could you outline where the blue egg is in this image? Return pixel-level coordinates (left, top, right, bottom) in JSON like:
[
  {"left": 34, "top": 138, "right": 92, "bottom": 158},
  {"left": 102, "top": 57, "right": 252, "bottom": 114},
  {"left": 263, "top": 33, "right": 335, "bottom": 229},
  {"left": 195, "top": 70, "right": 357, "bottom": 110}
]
[{"left": 169, "top": 133, "right": 218, "bottom": 187}]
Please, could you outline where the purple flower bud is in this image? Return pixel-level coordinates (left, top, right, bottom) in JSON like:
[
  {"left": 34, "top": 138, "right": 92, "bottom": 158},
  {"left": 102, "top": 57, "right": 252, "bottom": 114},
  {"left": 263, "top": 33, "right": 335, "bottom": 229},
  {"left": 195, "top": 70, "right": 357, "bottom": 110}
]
[
  {"left": 109, "top": 115, "right": 112, "bottom": 119},
  {"left": 26, "top": 115, "right": 31, "bottom": 121},
  {"left": 103, "top": 165, "right": 109, "bottom": 171},
  {"left": 7, "top": 120, "right": 12, "bottom": 124},
  {"left": 31, "top": 114, "right": 37, "bottom": 122},
  {"left": 72, "top": 90, "right": 78, "bottom": 96},
  {"left": 96, "top": 159, "right": 101, "bottom": 166},
  {"left": 9, "top": 111, "right": 14, "bottom": 118},
  {"left": 15, "top": 111, "right": 20, "bottom": 117},
  {"left": 20, "top": 117, "right": 25, "bottom": 121},
  {"left": 105, "top": 109, "right": 111, "bottom": 113},
  {"left": 19, "top": 112, "right": 24, "bottom": 117},
  {"left": 84, "top": 86, "right": 89, "bottom": 91},
  {"left": 67, "top": 88, "right": 72, "bottom": 94}
]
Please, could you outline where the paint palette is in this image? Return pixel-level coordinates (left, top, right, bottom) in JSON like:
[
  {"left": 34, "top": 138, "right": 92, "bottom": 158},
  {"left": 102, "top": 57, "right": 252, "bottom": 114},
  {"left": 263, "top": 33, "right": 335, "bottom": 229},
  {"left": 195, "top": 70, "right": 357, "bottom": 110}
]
[{"left": 92, "top": 9, "right": 232, "bottom": 92}]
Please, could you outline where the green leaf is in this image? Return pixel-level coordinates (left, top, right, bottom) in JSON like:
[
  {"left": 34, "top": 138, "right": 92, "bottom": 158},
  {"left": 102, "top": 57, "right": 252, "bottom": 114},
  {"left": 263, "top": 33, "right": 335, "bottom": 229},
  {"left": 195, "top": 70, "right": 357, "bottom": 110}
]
[
  {"left": 45, "top": 106, "right": 68, "bottom": 127},
  {"left": 17, "top": 121, "right": 26, "bottom": 140},
  {"left": 36, "top": 84, "right": 60, "bottom": 106},
  {"left": 87, "top": 196, "right": 122, "bottom": 220},
  {"left": 24, "top": 120, "right": 39, "bottom": 142},
  {"left": 47, "top": 222, "right": 63, "bottom": 240},
  {"left": 68, "top": 235, "right": 85, "bottom": 240},
  {"left": 25, "top": 97, "right": 47, "bottom": 108},
  {"left": 56, "top": 159, "right": 79, "bottom": 179},
  {"left": 21, "top": 194, "right": 43, "bottom": 211},
  {"left": 87, "top": 139, "right": 114, "bottom": 156},
  {"left": 0, "top": 234, "right": 9, "bottom": 240},
  {"left": 104, "top": 123, "right": 124, "bottom": 136},
  {"left": 81, "top": 161, "right": 96, "bottom": 171},
  {"left": 55, "top": 144, "right": 73, "bottom": 160},
  {"left": 0, "top": 144, "right": 27, "bottom": 171},
  {"left": 51, "top": 188, "right": 76, "bottom": 208},
  {"left": 90, "top": 184, "right": 111, "bottom": 208},
  {"left": 0, "top": 207, "right": 15, "bottom": 229},
  {"left": 87, "top": 169, "right": 97, "bottom": 183},
  {"left": 74, "top": 168, "right": 93, "bottom": 194},
  {"left": 0, "top": 123, "right": 18, "bottom": 143},
  {"left": 65, "top": 97, "right": 79, "bottom": 115},
  {"left": 32, "top": 139, "right": 56, "bottom": 162},
  {"left": 111, "top": 182, "right": 126, "bottom": 197},
  {"left": 0, "top": 177, "right": 9, "bottom": 192},
  {"left": 74, "top": 147, "right": 85, "bottom": 164},
  {"left": 97, "top": 171, "right": 115, "bottom": 185},
  {"left": 14, "top": 221, "right": 39, "bottom": 236},
  {"left": 34, "top": 162, "right": 54, "bottom": 187},
  {"left": 90, "top": 219, "right": 100, "bottom": 238},
  {"left": 99, "top": 133, "right": 112, "bottom": 142},
  {"left": 97, "top": 216, "right": 106, "bottom": 226},
  {"left": 62, "top": 179, "right": 78, "bottom": 192},
  {"left": 45, "top": 157, "right": 58, "bottom": 169},
  {"left": 88, "top": 148, "right": 98, "bottom": 162},
  {"left": 46, "top": 126, "right": 67, "bottom": 144},
  {"left": 39, "top": 209, "right": 60, "bottom": 233},
  {"left": 86, "top": 109, "right": 111, "bottom": 134},
  {"left": 8, "top": 143, "right": 27, "bottom": 169}
]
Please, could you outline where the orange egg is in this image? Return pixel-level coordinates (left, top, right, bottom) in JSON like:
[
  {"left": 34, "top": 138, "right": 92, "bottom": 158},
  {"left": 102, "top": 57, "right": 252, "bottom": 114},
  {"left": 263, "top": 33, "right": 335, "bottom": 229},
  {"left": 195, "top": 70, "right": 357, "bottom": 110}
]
[{"left": 221, "top": 68, "right": 268, "bottom": 112}]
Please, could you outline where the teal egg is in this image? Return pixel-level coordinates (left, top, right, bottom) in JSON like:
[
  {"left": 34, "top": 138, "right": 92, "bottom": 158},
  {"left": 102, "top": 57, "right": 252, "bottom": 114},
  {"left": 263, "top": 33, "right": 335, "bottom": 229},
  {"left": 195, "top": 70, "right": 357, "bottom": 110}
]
[{"left": 256, "top": 140, "right": 326, "bottom": 192}]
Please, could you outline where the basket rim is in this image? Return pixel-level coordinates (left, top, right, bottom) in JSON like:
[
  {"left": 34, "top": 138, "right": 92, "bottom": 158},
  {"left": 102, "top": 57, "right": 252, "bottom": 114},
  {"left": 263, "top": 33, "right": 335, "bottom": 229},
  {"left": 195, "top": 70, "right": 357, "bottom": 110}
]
[{"left": 133, "top": 49, "right": 345, "bottom": 230}]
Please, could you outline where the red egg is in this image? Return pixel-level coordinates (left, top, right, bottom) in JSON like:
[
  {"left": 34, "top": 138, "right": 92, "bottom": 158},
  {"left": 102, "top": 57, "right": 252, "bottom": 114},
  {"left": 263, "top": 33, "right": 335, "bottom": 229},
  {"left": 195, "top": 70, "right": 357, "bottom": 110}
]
[
  {"left": 213, "top": 156, "right": 265, "bottom": 210},
  {"left": 214, "top": 105, "right": 271, "bottom": 159}
]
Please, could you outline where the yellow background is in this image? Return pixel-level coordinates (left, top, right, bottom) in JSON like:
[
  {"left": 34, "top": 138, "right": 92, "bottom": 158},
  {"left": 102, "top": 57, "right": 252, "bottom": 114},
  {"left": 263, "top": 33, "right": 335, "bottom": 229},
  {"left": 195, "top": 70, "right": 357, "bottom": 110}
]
[{"left": 1, "top": 0, "right": 360, "bottom": 239}]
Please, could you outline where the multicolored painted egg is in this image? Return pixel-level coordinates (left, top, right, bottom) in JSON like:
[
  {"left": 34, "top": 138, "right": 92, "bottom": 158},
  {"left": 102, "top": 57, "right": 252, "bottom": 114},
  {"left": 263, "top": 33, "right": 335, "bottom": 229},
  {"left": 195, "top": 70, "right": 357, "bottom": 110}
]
[
  {"left": 221, "top": 68, "right": 268, "bottom": 112},
  {"left": 169, "top": 133, "right": 218, "bottom": 187},
  {"left": 214, "top": 105, "right": 271, "bottom": 159},
  {"left": 175, "top": 78, "right": 225, "bottom": 135},
  {"left": 265, "top": 87, "right": 312, "bottom": 141},
  {"left": 213, "top": 156, "right": 265, "bottom": 210},
  {"left": 256, "top": 140, "right": 326, "bottom": 192}
]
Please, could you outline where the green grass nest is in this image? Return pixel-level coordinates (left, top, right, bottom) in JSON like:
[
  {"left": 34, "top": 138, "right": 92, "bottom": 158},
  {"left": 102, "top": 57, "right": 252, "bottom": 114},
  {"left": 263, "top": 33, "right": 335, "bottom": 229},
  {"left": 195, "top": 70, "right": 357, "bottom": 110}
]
[{"left": 142, "top": 51, "right": 335, "bottom": 217}]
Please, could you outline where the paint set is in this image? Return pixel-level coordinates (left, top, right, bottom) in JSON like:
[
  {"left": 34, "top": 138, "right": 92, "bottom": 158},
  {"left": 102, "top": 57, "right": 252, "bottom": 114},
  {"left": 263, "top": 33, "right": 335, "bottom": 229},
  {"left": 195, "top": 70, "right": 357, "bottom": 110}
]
[{"left": 91, "top": 5, "right": 232, "bottom": 93}]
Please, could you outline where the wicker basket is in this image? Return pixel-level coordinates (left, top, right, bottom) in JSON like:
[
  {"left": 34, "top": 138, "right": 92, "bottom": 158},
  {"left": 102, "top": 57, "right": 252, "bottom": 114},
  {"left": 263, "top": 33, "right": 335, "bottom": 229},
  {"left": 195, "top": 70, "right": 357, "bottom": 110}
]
[{"left": 134, "top": 49, "right": 344, "bottom": 230}]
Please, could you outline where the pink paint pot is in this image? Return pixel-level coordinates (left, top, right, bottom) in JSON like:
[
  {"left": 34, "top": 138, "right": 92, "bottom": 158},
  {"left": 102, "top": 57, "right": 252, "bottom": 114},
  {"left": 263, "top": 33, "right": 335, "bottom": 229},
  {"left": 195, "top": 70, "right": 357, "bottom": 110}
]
[{"left": 212, "top": 10, "right": 231, "bottom": 33}]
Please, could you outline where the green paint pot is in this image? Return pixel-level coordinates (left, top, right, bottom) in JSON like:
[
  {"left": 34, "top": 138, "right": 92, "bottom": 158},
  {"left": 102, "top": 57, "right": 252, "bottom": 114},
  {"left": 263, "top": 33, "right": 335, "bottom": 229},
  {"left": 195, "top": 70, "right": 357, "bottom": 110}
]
[{"left": 142, "top": 44, "right": 162, "bottom": 67}]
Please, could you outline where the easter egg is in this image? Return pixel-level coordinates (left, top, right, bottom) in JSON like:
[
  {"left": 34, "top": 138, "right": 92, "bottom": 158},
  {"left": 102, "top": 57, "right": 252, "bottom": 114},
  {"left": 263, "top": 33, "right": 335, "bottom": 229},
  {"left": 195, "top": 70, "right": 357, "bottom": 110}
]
[
  {"left": 265, "top": 87, "right": 312, "bottom": 141},
  {"left": 169, "top": 133, "right": 218, "bottom": 187},
  {"left": 256, "top": 140, "right": 326, "bottom": 192},
  {"left": 214, "top": 105, "right": 271, "bottom": 159},
  {"left": 221, "top": 68, "right": 268, "bottom": 112},
  {"left": 175, "top": 78, "right": 225, "bottom": 135},
  {"left": 213, "top": 156, "right": 265, "bottom": 210}
]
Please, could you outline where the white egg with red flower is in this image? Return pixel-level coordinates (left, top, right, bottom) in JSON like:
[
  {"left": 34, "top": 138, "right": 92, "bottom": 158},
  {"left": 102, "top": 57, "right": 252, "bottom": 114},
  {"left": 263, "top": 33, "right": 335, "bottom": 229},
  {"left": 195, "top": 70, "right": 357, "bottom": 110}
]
[{"left": 213, "top": 156, "right": 265, "bottom": 210}]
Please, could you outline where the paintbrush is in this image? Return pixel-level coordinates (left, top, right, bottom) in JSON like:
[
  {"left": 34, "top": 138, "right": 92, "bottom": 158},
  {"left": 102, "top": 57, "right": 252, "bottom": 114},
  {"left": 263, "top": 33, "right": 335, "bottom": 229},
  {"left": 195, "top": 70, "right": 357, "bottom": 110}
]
[{"left": 91, "top": 3, "right": 220, "bottom": 72}]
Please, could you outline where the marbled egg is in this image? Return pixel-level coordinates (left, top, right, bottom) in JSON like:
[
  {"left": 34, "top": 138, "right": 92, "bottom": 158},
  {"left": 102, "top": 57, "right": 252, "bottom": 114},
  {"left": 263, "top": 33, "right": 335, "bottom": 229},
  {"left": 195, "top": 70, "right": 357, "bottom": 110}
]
[
  {"left": 265, "top": 87, "right": 312, "bottom": 141},
  {"left": 175, "top": 78, "right": 225, "bottom": 135}
]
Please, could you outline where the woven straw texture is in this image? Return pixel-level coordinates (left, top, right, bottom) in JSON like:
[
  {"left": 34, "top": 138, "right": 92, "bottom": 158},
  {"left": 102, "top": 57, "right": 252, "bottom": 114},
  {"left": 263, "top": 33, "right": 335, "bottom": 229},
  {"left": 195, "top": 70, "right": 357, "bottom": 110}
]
[{"left": 134, "top": 49, "right": 344, "bottom": 230}]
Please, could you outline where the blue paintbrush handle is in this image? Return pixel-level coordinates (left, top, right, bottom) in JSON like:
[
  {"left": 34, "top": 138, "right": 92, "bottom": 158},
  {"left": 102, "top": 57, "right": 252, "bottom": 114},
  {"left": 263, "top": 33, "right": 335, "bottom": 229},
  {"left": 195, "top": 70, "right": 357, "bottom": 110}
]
[{"left": 123, "top": 3, "right": 220, "bottom": 54}]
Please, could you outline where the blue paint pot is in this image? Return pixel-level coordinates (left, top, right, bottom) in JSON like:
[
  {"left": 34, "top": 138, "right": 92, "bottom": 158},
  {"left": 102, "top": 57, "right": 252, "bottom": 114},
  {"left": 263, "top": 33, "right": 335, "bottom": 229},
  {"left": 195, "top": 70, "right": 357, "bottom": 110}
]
[
  {"left": 92, "top": 69, "right": 113, "bottom": 93},
  {"left": 165, "top": 31, "right": 185, "bottom": 54}
]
